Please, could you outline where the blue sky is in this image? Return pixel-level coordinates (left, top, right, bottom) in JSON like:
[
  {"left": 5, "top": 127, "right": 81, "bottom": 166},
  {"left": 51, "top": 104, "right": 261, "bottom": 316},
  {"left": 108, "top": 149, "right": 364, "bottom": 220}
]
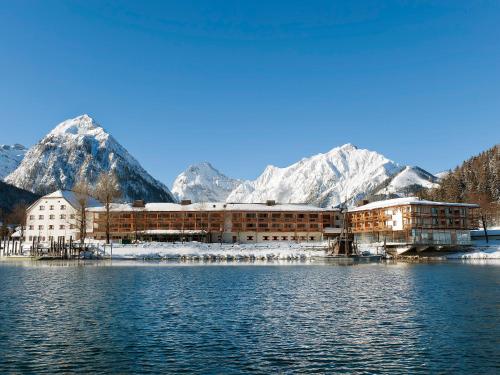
[{"left": 1, "top": 1, "right": 499, "bottom": 186}]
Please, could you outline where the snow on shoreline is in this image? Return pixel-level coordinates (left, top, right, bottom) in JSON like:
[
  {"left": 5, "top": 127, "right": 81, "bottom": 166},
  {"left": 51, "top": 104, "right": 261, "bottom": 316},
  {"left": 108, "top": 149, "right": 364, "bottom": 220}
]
[
  {"left": 445, "top": 240, "right": 500, "bottom": 259},
  {"left": 105, "top": 241, "right": 328, "bottom": 260},
  {"left": 100, "top": 240, "right": 500, "bottom": 260}
]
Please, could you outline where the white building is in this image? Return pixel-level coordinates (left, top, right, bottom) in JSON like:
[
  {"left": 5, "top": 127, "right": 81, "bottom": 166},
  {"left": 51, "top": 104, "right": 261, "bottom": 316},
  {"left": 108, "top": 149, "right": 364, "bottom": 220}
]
[{"left": 25, "top": 190, "right": 101, "bottom": 244}]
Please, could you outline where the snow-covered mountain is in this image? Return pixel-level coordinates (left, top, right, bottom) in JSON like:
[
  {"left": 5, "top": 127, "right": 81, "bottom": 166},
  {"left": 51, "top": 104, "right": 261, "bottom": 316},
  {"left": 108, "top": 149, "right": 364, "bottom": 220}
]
[
  {"left": 0, "top": 144, "right": 27, "bottom": 179},
  {"left": 373, "top": 166, "right": 439, "bottom": 197},
  {"left": 435, "top": 170, "right": 451, "bottom": 180},
  {"left": 225, "top": 144, "right": 402, "bottom": 207},
  {"left": 5, "top": 115, "right": 175, "bottom": 202},
  {"left": 172, "top": 162, "right": 241, "bottom": 202}
]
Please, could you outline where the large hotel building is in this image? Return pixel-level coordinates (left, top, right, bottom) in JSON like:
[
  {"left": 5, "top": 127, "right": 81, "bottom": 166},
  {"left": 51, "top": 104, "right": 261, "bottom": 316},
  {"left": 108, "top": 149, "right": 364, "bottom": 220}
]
[
  {"left": 348, "top": 197, "right": 479, "bottom": 247},
  {"left": 24, "top": 191, "right": 480, "bottom": 247},
  {"left": 88, "top": 200, "right": 343, "bottom": 243}
]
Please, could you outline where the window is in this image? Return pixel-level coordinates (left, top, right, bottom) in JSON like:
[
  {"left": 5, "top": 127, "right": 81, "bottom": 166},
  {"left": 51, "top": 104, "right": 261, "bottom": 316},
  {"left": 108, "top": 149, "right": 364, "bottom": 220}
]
[
  {"left": 29, "top": 225, "right": 34, "bottom": 230},
  {"left": 246, "top": 236, "right": 254, "bottom": 241},
  {"left": 70, "top": 225, "right": 75, "bottom": 229},
  {"left": 60, "top": 205, "right": 66, "bottom": 210},
  {"left": 38, "top": 225, "right": 44, "bottom": 230},
  {"left": 49, "top": 215, "right": 55, "bottom": 220},
  {"left": 272, "top": 236, "right": 278, "bottom": 241},
  {"left": 60, "top": 214, "right": 66, "bottom": 219},
  {"left": 281, "top": 236, "right": 288, "bottom": 240},
  {"left": 59, "top": 225, "right": 65, "bottom": 230},
  {"left": 48, "top": 225, "right": 54, "bottom": 230},
  {"left": 38, "top": 215, "right": 44, "bottom": 220},
  {"left": 39, "top": 205, "right": 45, "bottom": 211},
  {"left": 70, "top": 214, "right": 75, "bottom": 219},
  {"left": 29, "top": 215, "right": 35, "bottom": 220},
  {"left": 49, "top": 205, "right": 54, "bottom": 210},
  {"left": 246, "top": 213, "right": 256, "bottom": 219},
  {"left": 310, "top": 236, "right": 315, "bottom": 241},
  {"left": 263, "top": 236, "right": 269, "bottom": 240}
]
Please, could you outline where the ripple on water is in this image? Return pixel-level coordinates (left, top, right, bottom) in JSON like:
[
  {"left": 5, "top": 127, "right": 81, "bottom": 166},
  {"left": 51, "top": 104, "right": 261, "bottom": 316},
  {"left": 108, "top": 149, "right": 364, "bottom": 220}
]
[{"left": 0, "top": 261, "right": 499, "bottom": 374}]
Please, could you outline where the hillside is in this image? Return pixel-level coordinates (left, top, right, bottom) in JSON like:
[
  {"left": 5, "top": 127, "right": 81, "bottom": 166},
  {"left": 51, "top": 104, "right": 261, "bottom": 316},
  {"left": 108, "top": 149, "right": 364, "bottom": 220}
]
[{"left": 5, "top": 115, "right": 175, "bottom": 203}]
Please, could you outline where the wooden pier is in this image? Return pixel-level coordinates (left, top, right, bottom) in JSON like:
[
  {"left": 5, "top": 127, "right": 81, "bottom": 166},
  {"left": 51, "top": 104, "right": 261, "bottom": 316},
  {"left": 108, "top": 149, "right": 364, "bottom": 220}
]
[{"left": 0, "top": 236, "right": 101, "bottom": 260}]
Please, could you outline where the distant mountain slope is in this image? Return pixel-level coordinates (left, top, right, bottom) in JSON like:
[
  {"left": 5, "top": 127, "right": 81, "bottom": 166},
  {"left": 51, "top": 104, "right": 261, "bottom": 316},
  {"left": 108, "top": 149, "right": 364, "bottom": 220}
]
[
  {"left": 420, "top": 144, "right": 500, "bottom": 204},
  {"left": 0, "top": 181, "right": 39, "bottom": 214},
  {"left": 172, "top": 162, "right": 241, "bottom": 202},
  {"left": 225, "top": 144, "right": 402, "bottom": 207},
  {"left": 0, "top": 144, "right": 27, "bottom": 179},
  {"left": 5, "top": 115, "right": 175, "bottom": 203},
  {"left": 373, "top": 166, "right": 439, "bottom": 197}
]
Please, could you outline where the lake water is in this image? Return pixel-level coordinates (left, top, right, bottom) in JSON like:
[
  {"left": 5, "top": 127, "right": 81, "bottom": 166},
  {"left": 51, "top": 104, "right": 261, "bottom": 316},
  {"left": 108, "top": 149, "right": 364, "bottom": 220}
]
[{"left": 0, "top": 260, "right": 498, "bottom": 374}]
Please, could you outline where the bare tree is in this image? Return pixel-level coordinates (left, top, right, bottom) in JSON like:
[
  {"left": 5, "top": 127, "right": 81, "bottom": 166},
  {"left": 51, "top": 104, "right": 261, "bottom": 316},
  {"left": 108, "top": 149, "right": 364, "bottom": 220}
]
[
  {"left": 7, "top": 203, "right": 28, "bottom": 240},
  {"left": 72, "top": 177, "right": 93, "bottom": 245},
  {"left": 95, "top": 172, "right": 121, "bottom": 244},
  {"left": 468, "top": 192, "right": 499, "bottom": 244}
]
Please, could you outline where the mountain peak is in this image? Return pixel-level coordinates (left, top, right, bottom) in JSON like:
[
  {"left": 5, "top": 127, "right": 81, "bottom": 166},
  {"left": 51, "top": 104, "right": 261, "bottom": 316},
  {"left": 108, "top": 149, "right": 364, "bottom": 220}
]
[
  {"left": 6, "top": 116, "right": 175, "bottom": 203},
  {"left": 188, "top": 162, "right": 216, "bottom": 172},
  {"left": 339, "top": 143, "right": 357, "bottom": 151},
  {"left": 172, "top": 162, "right": 241, "bottom": 202},
  {"left": 49, "top": 114, "right": 105, "bottom": 137}
]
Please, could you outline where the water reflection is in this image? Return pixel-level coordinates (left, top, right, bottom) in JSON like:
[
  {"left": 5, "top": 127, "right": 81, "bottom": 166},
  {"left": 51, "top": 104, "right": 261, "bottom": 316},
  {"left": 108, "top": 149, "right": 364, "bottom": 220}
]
[{"left": 0, "top": 261, "right": 498, "bottom": 373}]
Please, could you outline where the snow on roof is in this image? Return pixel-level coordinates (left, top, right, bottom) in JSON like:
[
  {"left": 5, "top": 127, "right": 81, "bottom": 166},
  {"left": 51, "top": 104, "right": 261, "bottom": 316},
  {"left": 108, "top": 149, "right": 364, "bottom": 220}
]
[
  {"left": 349, "top": 197, "right": 479, "bottom": 212},
  {"left": 88, "top": 201, "right": 339, "bottom": 212},
  {"left": 44, "top": 190, "right": 102, "bottom": 209}
]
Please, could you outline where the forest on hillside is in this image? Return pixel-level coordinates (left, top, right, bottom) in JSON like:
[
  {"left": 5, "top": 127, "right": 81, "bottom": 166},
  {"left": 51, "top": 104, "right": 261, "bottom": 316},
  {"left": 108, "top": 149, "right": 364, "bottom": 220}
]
[{"left": 419, "top": 144, "right": 500, "bottom": 225}]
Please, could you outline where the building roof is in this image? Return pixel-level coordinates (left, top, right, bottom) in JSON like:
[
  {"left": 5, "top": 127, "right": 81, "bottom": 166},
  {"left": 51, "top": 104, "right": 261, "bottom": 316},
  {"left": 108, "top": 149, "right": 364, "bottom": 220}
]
[
  {"left": 39, "top": 190, "right": 102, "bottom": 209},
  {"left": 88, "top": 201, "right": 339, "bottom": 213},
  {"left": 349, "top": 197, "right": 479, "bottom": 212}
]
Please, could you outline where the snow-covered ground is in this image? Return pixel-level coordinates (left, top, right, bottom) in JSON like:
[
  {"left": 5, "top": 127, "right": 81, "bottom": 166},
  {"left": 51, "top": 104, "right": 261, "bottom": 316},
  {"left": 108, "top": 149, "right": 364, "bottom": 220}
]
[
  {"left": 105, "top": 241, "right": 328, "bottom": 260},
  {"left": 101, "top": 239, "right": 500, "bottom": 261},
  {"left": 446, "top": 240, "right": 500, "bottom": 259}
]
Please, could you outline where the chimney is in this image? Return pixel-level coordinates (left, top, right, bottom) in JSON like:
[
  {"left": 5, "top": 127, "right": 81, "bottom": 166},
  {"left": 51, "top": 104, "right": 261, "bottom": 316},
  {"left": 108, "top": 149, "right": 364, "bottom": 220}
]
[
  {"left": 356, "top": 199, "right": 370, "bottom": 207},
  {"left": 181, "top": 199, "right": 192, "bottom": 206},
  {"left": 132, "top": 200, "right": 146, "bottom": 208},
  {"left": 266, "top": 200, "right": 276, "bottom": 206}
]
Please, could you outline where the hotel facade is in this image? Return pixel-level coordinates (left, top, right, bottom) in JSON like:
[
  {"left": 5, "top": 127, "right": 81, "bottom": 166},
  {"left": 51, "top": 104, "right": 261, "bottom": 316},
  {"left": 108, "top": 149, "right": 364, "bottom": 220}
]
[
  {"left": 348, "top": 197, "right": 479, "bottom": 247},
  {"left": 87, "top": 200, "right": 343, "bottom": 243},
  {"left": 24, "top": 191, "right": 480, "bottom": 247},
  {"left": 24, "top": 190, "right": 101, "bottom": 243}
]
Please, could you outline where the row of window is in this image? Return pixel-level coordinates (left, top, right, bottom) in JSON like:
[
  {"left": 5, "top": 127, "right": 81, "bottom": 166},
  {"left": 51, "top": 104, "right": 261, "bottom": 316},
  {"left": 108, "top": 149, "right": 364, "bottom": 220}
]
[
  {"left": 27, "top": 236, "right": 71, "bottom": 242},
  {"left": 39, "top": 205, "right": 66, "bottom": 211},
  {"left": 101, "top": 212, "right": 339, "bottom": 220},
  {"left": 28, "top": 224, "right": 75, "bottom": 230},
  {"left": 29, "top": 214, "right": 75, "bottom": 220},
  {"left": 246, "top": 235, "right": 317, "bottom": 241}
]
